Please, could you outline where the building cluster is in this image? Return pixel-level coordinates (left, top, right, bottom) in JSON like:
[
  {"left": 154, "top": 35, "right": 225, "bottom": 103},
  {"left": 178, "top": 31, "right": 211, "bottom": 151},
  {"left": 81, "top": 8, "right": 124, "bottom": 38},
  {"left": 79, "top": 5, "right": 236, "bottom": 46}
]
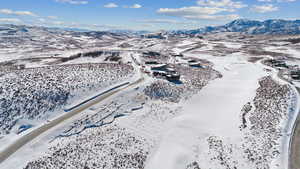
[
  {"left": 151, "top": 64, "right": 181, "bottom": 81},
  {"left": 264, "top": 59, "right": 289, "bottom": 69},
  {"left": 144, "top": 61, "right": 220, "bottom": 103},
  {"left": 263, "top": 58, "right": 300, "bottom": 81}
]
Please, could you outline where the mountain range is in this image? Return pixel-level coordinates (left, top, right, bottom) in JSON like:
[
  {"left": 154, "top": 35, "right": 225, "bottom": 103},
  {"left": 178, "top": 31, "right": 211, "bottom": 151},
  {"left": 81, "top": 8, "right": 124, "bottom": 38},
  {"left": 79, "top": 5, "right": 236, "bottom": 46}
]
[
  {"left": 170, "top": 19, "right": 300, "bottom": 35},
  {"left": 1, "top": 19, "right": 300, "bottom": 39}
]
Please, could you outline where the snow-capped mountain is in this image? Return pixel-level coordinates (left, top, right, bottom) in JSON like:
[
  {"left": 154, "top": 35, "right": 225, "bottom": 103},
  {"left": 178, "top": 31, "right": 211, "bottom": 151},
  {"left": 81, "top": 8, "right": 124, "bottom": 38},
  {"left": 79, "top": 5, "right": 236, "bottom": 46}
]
[
  {"left": 171, "top": 19, "right": 300, "bottom": 35},
  {"left": 108, "top": 29, "right": 151, "bottom": 36},
  {"left": 0, "top": 24, "right": 128, "bottom": 39}
]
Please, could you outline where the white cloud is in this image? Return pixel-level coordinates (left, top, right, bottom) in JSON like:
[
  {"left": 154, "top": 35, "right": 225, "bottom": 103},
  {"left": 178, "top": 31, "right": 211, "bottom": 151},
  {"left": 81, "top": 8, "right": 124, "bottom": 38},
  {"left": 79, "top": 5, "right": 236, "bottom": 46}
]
[
  {"left": 197, "top": 0, "right": 247, "bottom": 9},
  {"left": 88, "top": 24, "right": 120, "bottom": 30},
  {"left": 38, "top": 18, "right": 46, "bottom": 22},
  {"left": 55, "top": 0, "right": 88, "bottom": 5},
  {"left": 157, "top": 6, "right": 240, "bottom": 21},
  {"left": 277, "top": 0, "right": 296, "bottom": 2},
  {"left": 123, "top": 4, "right": 142, "bottom": 9},
  {"left": 0, "top": 18, "right": 22, "bottom": 23},
  {"left": 104, "top": 3, "right": 118, "bottom": 8},
  {"left": 184, "top": 14, "right": 240, "bottom": 20},
  {"left": 52, "top": 21, "right": 64, "bottom": 25},
  {"left": 156, "top": 0, "right": 245, "bottom": 21},
  {"left": 15, "top": 11, "right": 36, "bottom": 16},
  {"left": 65, "top": 22, "right": 121, "bottom": 30},
  {"left": 130, "top": 4, "right": 142, "bottom": 9},
  {"left": 36, "top": 16, "right": 58, "bottom": 24},
  {"left": 257, "top": 0, "right": 296, "bottom": 2},
  {"left": 257, "top": 0, "right": 272, "bottom": 2},
  {"left": 48, "top": 16, "right": 58, "bottom": 19},
  {"left": 0, "top": 9, "right": 37, "bottom": 16},
  {"left": 139, "top": 24, "right": 154, "bottom": 28},
  {"left": 251, "top": 4, "right": 278, "bottom": 13},
  {"left": 157, "top": 6, "right": 231, "bottom": 16},
  {"left": 138, "top": 19, "right": 197, "bottom": 24}
]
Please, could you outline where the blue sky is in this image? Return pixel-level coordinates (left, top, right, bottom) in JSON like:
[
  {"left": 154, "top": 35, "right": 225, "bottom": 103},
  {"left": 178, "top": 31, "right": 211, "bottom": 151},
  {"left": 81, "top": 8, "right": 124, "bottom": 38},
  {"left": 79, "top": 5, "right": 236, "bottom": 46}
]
[{"left": 0, "top": 0, "right": 299, "bottom": 31}]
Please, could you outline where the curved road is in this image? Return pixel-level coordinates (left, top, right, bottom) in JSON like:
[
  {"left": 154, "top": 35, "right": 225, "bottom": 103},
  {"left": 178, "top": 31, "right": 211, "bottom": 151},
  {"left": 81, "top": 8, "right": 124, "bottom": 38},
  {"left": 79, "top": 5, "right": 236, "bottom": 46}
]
[
  {"left": 276, "top": 69, "right": 300, "bottom": 169},
  {"left": 0, "top": 75, "right": 144, "bottom": 164},
  {"left": 289, "top": 87, "right": 300, "bottom": 169}
]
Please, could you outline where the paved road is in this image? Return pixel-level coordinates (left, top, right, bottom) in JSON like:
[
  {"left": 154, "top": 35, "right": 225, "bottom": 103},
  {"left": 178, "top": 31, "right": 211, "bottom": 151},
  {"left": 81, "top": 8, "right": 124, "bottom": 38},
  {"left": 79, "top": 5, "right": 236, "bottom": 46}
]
[
  {"left": 0, "top": 76, "right": 144, "bottom": 164},
  {"left": 289, "top": 87, "right": 300, "bottom": 169},
  {"left": 276, "top": 69, "right": 300, "bottom": 169}
]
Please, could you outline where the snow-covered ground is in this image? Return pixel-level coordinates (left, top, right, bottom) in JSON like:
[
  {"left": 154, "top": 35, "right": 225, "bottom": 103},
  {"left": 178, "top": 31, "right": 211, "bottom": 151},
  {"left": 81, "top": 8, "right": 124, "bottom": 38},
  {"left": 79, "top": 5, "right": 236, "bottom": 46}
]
[
  {"left": 264, "top": 46, "right": 300, "bottom": 59},
  {"left": 0, "top": 63, "right": 134, "bottom": 136},
  {"left": 1, "top": 73, "right": 146, "bottom": 169},
  {"left": 145, "top": 52, "right": 267, "bottom": 169},
  {"left": 1, "top": 29, "right": 300, "bottom": 169}
]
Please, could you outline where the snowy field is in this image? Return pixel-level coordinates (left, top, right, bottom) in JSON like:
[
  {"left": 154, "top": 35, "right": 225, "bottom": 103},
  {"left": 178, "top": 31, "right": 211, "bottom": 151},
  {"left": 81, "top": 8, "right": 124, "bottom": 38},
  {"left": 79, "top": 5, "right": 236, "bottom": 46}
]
[
  {"left": 0, "top": 63, "right": 134, "bottom": 138},
  {"left": 0, "top": 29, "right": 300, "bottom": 169}
]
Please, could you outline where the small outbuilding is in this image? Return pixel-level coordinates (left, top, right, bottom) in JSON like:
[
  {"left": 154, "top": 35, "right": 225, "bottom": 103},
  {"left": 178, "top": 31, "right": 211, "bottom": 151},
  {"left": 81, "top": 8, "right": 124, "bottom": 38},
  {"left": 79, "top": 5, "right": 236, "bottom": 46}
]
[
  {"left": 291, "top": 70, "right": 300, "bottom": 80},
  {"left": 189, "top": 63, "right": 203, "bottom": 68},
  {"left": 145, "top": 61, "right": 159, "bottom": 65},
  {"left": 151, "top": 64, "right": 168, "bottom": 71},
  {"left": 166, "top": 73, "right": 180, "bottom": 81}
]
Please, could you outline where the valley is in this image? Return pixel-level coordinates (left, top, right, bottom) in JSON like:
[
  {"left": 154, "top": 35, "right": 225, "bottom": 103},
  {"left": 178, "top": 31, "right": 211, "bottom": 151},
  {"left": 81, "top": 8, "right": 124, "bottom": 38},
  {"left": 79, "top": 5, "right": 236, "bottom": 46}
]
[{"left": 0, "top": 22, "right": 300, "bottom": 169}]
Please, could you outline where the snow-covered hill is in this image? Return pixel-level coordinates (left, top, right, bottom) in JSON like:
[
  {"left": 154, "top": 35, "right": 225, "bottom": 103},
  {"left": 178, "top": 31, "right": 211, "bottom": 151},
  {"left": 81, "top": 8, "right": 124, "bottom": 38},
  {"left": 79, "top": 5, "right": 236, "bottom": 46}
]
[
  {"left": 2, "top": 22, "right": 300, "bottom": 169},
  {"left": 170, "top": 19, "right": 300, "bottom": 36},
  {"left": 0, "top": 24, "right": 130, "bottom": 62}
]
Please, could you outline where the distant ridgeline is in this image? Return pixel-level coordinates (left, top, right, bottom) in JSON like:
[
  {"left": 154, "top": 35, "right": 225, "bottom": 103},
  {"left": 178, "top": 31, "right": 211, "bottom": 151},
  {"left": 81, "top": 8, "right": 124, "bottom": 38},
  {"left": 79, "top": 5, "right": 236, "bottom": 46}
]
[
  {"left": 1, "top": 19, "right": 300, "bottom": 39},
  {"left": 169, "top": 19, "right": 300, "bottom": 35}
]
